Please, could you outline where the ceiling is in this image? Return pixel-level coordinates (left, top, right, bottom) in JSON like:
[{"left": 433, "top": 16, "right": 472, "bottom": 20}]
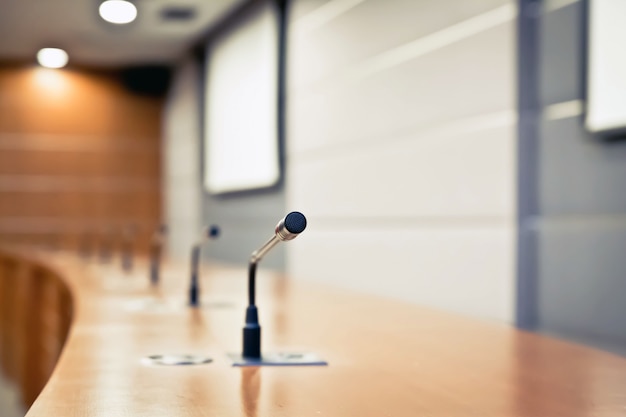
[{"left": 0, "top": 0, "right": 246, "bottom": 67}]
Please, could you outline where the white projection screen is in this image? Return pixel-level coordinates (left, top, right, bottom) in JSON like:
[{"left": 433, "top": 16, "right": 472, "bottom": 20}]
[
  {"left": 586, "top": 0, "right": 626, "bottom": 135},
  {"left": 204, "top": 3, "right": 280, "bottom": 194}
]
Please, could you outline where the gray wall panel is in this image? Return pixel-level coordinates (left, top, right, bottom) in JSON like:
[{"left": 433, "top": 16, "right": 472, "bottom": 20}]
[
  {"left": 539, "top": 117, "right": 626, "bottom": 215},
  {"left": 538, "top": 219, "right": 626, "bottom": 354},
  {"left": 539, "top": 1, "right": 584, "bottom": 105},
  {"left": 531, "top": 0, "right": 626, "bottom": 354}
]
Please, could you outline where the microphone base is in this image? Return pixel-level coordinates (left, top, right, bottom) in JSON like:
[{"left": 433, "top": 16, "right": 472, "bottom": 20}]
[
  {"left": 228, "top": 352, "right": 327, "bottom": 367},
  {"left": 189, "top": 284, "right": 199, "bottom": 308},
  {"left": 243, "top": 306, "right": 262, "bottom": 358},
  {"left": 142, "top": 354, "right": 213, "bottom": 366}
]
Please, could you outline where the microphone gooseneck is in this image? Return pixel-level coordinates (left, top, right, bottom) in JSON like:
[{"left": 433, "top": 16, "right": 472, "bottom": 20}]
[
  {"left": 149, "top": 225, "right": 167, "bottom": 286},
  {"left": 189, "top": 225, "right": 220, "bottom": 307},
  {"left": 121, "top": 224, "right": 137, "bottom": 272},
  {"left": 243, "top": 212, "right": 307, "bottom": 359}
]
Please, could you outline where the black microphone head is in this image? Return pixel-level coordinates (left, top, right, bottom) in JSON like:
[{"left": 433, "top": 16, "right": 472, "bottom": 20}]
[
  {"left": 275, "top": 212, "right": 307, "bottom": 241},
  {"left": 284, "top": 212, "right": 307, "bottom": 234},
  {"left": 207, "top": 225, "right": 220, "bottom": 239}
]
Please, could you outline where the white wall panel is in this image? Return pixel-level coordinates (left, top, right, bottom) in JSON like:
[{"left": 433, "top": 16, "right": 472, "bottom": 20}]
[
  {"left": 166, "top": 140, "right": 199, "bottom": 180},
  {"left": 163, "top": 57, "right": 202, "bottom": 259},
  {"left": 286, "top": 0, "right": 517, "bottom": 322},
  {"left": 288, "top": 23, "right": 515, "bottom": 155},
  {"left": 289, "top": 226, "right": 514, "bottom": 322},
  {"left": 290, "top": 0, "right": 509, "bottom": 89},
  {"left": 290, "top": 122, "right": 515, "bottom": 218}
]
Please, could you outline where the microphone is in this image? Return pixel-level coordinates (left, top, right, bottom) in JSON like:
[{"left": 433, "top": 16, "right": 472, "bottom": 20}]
[
  {"left": 149, "top": 225, "right": 167, "bottom": 286},
  {"left": 189, "top": 225, "right": 220, "bottom": 307},
  {"left": 243, "top": 212, "right": 307, "bottom": 359},
  {"left": 121, "top": 224, "right": 137, "bottom": 272}
]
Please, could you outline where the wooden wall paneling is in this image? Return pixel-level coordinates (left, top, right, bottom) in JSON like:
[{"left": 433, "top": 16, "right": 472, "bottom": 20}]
[
  {"left": 0, "top": 190, "right": 160, "bottom": 220},
  {"left": 0, "top": 65, "right": 163, "bottom": 252},
  {"left": 0, "top": 149, "right": 160, "bottom": 177}
]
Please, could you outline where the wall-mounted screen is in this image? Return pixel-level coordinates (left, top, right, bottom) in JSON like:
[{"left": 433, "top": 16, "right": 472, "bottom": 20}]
[
  {"left": 585, "top": 0, "right": 626, "bottom": 135},
  {"left": 203, "top": 3, "right": 280, "bottom": 194}
]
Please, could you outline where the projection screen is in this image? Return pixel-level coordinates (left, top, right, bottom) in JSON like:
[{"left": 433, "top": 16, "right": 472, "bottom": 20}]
[
  {"left": 203, "top": 3, "right": 280, "bottom": 194},
  {"left": 586, "top": 0, "right": 626, "bottom": 135}
]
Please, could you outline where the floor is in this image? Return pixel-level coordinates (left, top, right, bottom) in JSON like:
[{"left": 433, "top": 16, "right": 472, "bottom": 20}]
[{"left": 0, "top": 373, "right": 24, "bottom": 417}]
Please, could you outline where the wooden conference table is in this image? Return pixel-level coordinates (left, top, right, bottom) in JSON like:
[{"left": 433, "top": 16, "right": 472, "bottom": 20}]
[{"left": 1, "top": 246, "right": 625, "bottom": 417}]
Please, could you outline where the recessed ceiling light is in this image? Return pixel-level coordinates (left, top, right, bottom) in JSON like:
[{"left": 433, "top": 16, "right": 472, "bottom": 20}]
[
  {"left": 99, "top": 0, "right": 137, "bottom": 24},
  {"left": 36, "top": 48, "right": 69, "bottom": 69}
]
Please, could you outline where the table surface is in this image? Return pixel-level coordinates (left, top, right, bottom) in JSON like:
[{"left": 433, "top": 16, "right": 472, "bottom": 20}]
[{"left": 20, "top": 252, "right": 626, "bottom": 417}]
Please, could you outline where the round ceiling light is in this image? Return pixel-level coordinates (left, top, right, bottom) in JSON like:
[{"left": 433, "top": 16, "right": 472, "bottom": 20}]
[
  {"left": 36, "top": 48, "right": 69, "bottom": 69},
  {"left": 99, "top": 0, "right": 138, "bottom": 24}
]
